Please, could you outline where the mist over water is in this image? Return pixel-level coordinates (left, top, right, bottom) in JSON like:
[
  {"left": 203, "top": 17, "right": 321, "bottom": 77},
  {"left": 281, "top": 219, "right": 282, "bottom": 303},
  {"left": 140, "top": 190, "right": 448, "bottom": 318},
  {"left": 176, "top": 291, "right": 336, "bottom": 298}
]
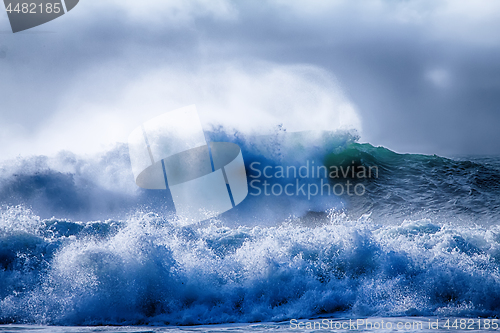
[{"left": 0, "top": 129, "right": 500, "bottom": 325}]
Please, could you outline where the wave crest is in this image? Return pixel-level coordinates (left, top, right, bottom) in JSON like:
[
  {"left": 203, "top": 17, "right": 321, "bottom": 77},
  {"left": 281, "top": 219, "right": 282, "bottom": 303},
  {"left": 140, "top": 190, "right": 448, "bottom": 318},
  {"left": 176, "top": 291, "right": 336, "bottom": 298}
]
[{"left": 1, "top": 206, "right": 500, "bottom": 325}]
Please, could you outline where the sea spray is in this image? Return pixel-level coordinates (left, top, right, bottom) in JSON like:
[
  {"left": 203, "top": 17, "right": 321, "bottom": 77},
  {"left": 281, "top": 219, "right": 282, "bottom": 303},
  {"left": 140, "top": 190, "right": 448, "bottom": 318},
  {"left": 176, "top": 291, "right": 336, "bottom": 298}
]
[
  {"left": 0, "top": 130, "right": 500, "bottom": 324},
  {"left": 1, "top": 206, "right": 500, "bottom": 325}
]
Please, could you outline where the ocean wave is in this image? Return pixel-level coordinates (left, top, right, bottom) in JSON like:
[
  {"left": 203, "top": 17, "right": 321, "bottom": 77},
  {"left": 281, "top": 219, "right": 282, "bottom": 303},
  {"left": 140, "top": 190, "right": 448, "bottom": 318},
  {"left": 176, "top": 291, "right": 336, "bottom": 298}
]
[
  {"left": 1, "top": 131, "right": 500, "bottom": 325},
  {"left": 0, "top": 206, "right": 500, "bottom": 325},
  {"left": 1, "top": 130, "right": 499, "bottom": 225}
]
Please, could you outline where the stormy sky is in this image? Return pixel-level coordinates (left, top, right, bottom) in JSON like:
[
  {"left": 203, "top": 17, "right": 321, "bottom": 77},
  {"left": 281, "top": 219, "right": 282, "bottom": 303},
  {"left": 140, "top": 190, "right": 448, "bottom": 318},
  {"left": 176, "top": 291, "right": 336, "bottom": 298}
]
[{"left": 1, "top": 0, "right": 500, "bottom": 160}]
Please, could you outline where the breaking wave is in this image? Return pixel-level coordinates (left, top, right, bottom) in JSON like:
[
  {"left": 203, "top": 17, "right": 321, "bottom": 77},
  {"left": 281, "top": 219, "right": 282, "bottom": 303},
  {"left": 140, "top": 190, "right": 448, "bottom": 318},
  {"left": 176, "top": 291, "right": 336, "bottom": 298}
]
[{"left": 1, "top": 130, "right": 500, "bottom": 325}]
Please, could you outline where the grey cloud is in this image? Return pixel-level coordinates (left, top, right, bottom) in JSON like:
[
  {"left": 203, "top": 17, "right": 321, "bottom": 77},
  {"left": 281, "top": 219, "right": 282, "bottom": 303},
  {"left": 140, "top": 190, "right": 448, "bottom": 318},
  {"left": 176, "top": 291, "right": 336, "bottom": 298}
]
[{"left": 1, "top": 0, "right": 500, "bottom": 156}]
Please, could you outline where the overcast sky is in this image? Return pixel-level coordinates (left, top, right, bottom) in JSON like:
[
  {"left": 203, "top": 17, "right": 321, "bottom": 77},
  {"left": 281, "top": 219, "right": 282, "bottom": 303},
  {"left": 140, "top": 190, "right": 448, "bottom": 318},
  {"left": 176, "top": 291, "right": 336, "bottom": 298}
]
[{"left": 1, "top": 0, "right": 500, "bottom": 160}]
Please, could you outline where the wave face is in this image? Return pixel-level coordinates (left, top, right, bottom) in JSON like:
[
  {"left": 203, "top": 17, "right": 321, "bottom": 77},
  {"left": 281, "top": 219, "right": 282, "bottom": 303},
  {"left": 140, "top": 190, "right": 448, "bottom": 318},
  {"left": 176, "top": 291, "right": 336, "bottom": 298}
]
[{"left": 0, "top": 131, "right": 500, "bottom": 325}]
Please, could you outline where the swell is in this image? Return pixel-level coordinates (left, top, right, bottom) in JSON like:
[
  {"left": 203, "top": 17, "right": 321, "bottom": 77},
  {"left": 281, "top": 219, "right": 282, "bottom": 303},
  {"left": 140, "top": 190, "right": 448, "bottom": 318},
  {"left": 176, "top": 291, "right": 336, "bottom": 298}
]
[
  {"left": 0, "top": 131, "right": 498, "bottom": 225},
  {"left": 327, "top": 143, "right": 500, "bottom": 224}
]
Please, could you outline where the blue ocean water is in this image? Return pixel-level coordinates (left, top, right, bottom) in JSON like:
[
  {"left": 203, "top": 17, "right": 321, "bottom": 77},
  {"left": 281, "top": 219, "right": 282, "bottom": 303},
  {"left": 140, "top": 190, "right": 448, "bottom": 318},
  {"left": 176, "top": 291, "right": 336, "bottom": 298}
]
[{"left": 0, "top": 131, "right": 499, "bottom": 327}]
